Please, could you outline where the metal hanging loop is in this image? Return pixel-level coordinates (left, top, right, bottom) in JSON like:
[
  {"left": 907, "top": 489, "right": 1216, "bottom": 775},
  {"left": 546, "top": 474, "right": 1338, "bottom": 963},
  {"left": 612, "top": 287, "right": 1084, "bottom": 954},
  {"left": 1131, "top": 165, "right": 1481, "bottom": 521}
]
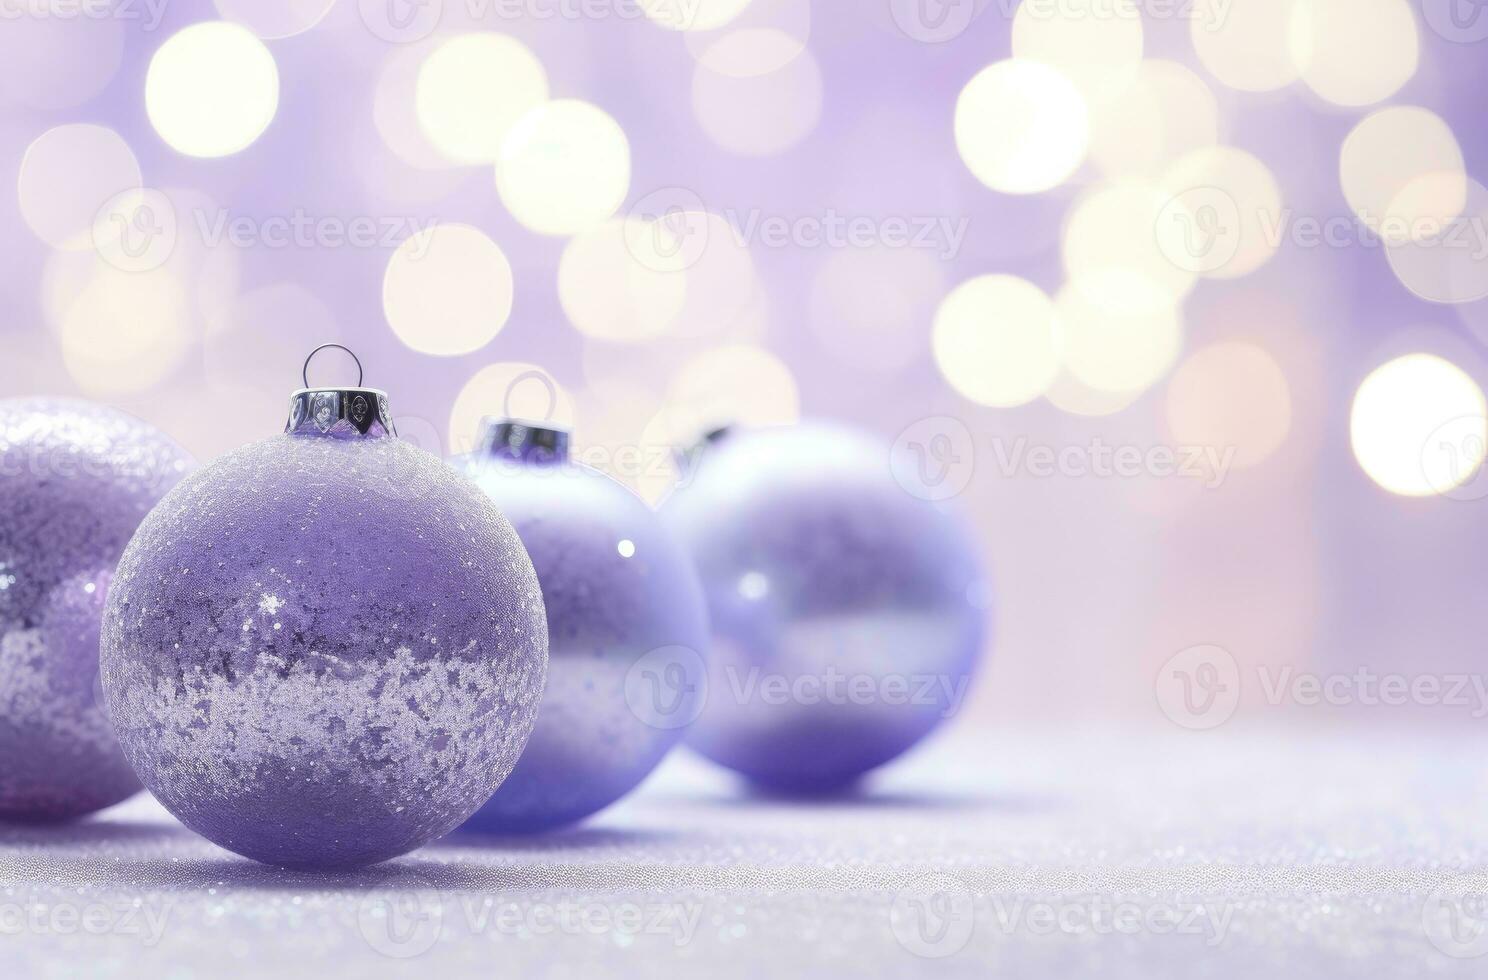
[{"left": 302, "top": 344, "right": 365, "bottom": 389}]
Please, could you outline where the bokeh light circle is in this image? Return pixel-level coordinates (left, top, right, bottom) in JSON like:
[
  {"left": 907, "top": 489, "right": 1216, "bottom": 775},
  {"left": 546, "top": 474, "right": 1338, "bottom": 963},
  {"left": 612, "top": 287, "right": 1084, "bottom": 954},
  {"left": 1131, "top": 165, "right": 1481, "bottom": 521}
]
[
  {"left": 1384, "top": 178, "right": 1488, "bottom": 305},
  {"left": 687, "top": 27, "right": 804, "bottom": 77},
  {"left": 382, "top": 224, "right": 514, "bottom": 356},
  {"left": 417, "top": 33, "right": 549, "bottom": 166},
  {"left": 1166, "top": 341, "right": 1292, "bottom": 469},
  {"left": 0, "top": 8, "right": 125, "bottom": 110},
  {"left": 1350, "top": 353, "right": 1487, "bottom": 497},
  {"left": 1341, "top": 107, "right": 1466, "bottom": 245},
  {"left": 1088, "top": 60, "right": 1218, "bottom": 179},
  {"left": 1044, "top": 372, "right": 1143, "bottom": 417},
  {"left": 1189, "top": 0, "right": 1300, "bottom": 93},
  {"left": 373, "top": 42, "right": 459, "bottom": 172},
  {"left": 18, "top": 124, "right": 140, "bottom": 250},
  {"left": 641, "top": 0, "right": 755, "bottom": 31},
  {"left": 49, "top": 186, "right": 241, "bottom": 330},
  {"left": 661, "top": 211, "right": 760, "bottom": 339},
  {"left": 1011, "top": 0, "right": 1144, "bottom": 103},
  {"left": 450, "top": 363, "right": 577, "bottom": 457},
  {"left": 691, "top": 47, "right": 823, "bottom": 156},
  {"left": 146, "top": 22, "right": 280, "bottom": 158},
  {"left": 92, "top": 187, "right": 179, "bottom": 274},
  {"left": 1065, "top": 181, "right": 1196, "bottom": 305},
  {"left": 559, "top": 218, "right": 689, "bottom": 343},
  {"left": 1158, "top": 147, "right": 1284, "bottom": 280},
  {"left": 955, "top": 59, "right": 1089, "bottom": 195},
  {"left": 932, "top": 274, "right": 1062, "bottom": 407},
  {"left": 636, "top": 346, "right": 800, "bottom": 503},
  {"left": 496, "top": 100, "right": 632, "bottom": 236},
  {"left": 685, "top": 0, "right": 810, "bottom": 77},
  {"left": 1289, "top": 0, "right": 1419, "bottom": 107},
  {"left": 206, "top": 283, "right": 340, "bottom": 390},
  {"left": 213, "top": 0, "right": 337, "bottom": 39},
  {"left": 59, "top": 268, "right": 193, "bottom": 395},
  {"left": 1056, "top": 273, "right": 1183, "bottom": 394},
  {"left": 667, "top": 345, "right": 799, "bottom": 435}
]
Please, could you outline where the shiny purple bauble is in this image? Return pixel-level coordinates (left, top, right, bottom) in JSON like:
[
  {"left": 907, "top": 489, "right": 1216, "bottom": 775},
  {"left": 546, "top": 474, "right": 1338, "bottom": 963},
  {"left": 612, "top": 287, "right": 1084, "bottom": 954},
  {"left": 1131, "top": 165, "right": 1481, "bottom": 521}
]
[
  {"left": 453, "top": 422, "right": 709, "bottom": 834},
  {"left": 0, "top": 399, "right": 193, "bottom": 821},
  {"left": 101, "top": 403, "right": 548, "bottom": 869},
  {"left": 660, "top": 422, "right": 989, "bottom": 792}
]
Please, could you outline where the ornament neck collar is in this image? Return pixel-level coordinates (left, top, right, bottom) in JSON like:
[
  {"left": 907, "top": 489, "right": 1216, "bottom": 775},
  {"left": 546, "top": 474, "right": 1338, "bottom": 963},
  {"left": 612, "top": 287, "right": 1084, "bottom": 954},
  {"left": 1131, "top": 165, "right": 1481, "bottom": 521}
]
[
  {"left": 475, "top": 419, "right": 570, "bottom": 465},
  {"left": 286, "top": 387, "right": 396, "bottom": 440},
  {"left": 675, "top": 424, "right": 734, "bottom": 475}
]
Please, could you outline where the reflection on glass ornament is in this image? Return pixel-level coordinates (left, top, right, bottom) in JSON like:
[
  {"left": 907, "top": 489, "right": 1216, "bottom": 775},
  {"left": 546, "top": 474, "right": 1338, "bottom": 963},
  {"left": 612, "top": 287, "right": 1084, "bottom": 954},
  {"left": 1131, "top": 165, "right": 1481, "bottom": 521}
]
[
  {"left": 101, "top": 348, "right": 548, "bottom": 868},
  {"left": 661, "top": 423, "right": 989, "bottom": 792},
  {"left": 0, "top": 399, "right": 193, "bottom": 821},
  {"left": 453, "top": 419, "right": 709, "bottom": 833}
]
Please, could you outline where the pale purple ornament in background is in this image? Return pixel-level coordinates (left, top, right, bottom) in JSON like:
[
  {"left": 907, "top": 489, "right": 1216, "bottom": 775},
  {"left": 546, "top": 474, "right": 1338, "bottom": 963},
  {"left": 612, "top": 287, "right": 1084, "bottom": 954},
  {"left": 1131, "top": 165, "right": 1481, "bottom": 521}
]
[
  {"left": 453, "top": 420, "right": 709, "bottom": 834},
  {"left": 661, "top": 423, "right": 989, "bottom": 792},
  {"left": 101, "top": 382, "right": 548, "bottom": 868},
  {"left": 0, "top": 399, "right": 193, "bottom": 821}
]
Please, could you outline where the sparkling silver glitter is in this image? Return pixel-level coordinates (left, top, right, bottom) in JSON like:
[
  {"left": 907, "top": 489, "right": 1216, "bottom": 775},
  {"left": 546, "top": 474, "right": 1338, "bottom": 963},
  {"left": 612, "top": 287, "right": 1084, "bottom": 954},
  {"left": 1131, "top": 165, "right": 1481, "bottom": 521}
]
[{"left": 0, "top": 398, "right": 193, "bottom": 821}]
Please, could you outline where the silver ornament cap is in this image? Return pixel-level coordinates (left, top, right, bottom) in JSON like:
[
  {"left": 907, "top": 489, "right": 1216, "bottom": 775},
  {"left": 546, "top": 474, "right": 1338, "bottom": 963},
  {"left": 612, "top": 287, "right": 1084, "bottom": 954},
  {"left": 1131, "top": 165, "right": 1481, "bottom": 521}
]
[
  {"left": 284, "top": 345, "right": 396, "bottom": 439},
  {"left": 475, "top": 418, "right": 570, "bottom": 465}
]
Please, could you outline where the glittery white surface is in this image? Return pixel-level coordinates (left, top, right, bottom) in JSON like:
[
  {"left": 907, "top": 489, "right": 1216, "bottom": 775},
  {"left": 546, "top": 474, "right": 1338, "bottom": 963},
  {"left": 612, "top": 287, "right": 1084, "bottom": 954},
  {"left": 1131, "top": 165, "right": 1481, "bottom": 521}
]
[{"left": 3, "top": 727, "right": 1487, "bottom": 977}]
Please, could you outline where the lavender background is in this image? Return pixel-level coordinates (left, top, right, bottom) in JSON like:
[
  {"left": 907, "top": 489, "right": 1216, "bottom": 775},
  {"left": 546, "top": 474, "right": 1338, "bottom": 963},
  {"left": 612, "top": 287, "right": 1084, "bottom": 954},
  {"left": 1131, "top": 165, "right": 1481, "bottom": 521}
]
[{"left": 2, "top": 0, "right": 1487, "bottom": 734}]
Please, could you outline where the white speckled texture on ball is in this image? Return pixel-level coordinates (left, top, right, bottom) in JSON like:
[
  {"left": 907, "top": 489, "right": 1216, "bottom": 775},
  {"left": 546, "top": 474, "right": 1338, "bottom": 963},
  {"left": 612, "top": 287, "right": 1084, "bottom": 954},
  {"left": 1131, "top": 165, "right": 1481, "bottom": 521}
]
[
  {"left": 100, "top": 433, "right": 548, "bottom": 869},
  {"left": 0, "top": 398, "right": 193, "bottom": 821}
]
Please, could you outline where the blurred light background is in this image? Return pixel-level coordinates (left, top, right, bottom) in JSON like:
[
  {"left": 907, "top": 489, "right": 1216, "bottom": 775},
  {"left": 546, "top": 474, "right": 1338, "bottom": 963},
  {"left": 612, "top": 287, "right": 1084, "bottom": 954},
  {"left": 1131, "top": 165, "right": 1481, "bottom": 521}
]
[{"left": 3, "top": 0, "right": 1488, "bottom": 731}]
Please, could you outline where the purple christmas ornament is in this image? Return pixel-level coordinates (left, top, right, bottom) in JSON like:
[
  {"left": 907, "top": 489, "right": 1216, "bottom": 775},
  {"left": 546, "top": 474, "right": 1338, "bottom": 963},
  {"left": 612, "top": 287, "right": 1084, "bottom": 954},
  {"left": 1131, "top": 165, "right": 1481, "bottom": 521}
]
[
  {"left": 660, "top": 422, "right": 989, "bottom": 792},
  {"left": 0, "top": 399, "right": 193, "bottom": 821},
  {"left": 101, "top": 354, "right": 548, "bottom": 868},
  {"left": 453, "top": 420, "right": 709, "bottom": 834}
]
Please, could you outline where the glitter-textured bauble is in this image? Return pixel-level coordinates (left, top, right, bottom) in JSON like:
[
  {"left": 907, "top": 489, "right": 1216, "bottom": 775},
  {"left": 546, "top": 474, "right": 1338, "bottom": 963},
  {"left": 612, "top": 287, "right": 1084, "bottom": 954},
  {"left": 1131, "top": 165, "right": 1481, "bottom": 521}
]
[
  {"left": 660, "top": 423, "right": 989, "bottom": 792},
  {"left": 101, "top": 434, "right": 548, "bottom": 869},
  {"left": 453, "top": 445, "right": 709, "bottom": 834},
  {"left": 0, "top": 399, "right": 193, "bottom": 821}
]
